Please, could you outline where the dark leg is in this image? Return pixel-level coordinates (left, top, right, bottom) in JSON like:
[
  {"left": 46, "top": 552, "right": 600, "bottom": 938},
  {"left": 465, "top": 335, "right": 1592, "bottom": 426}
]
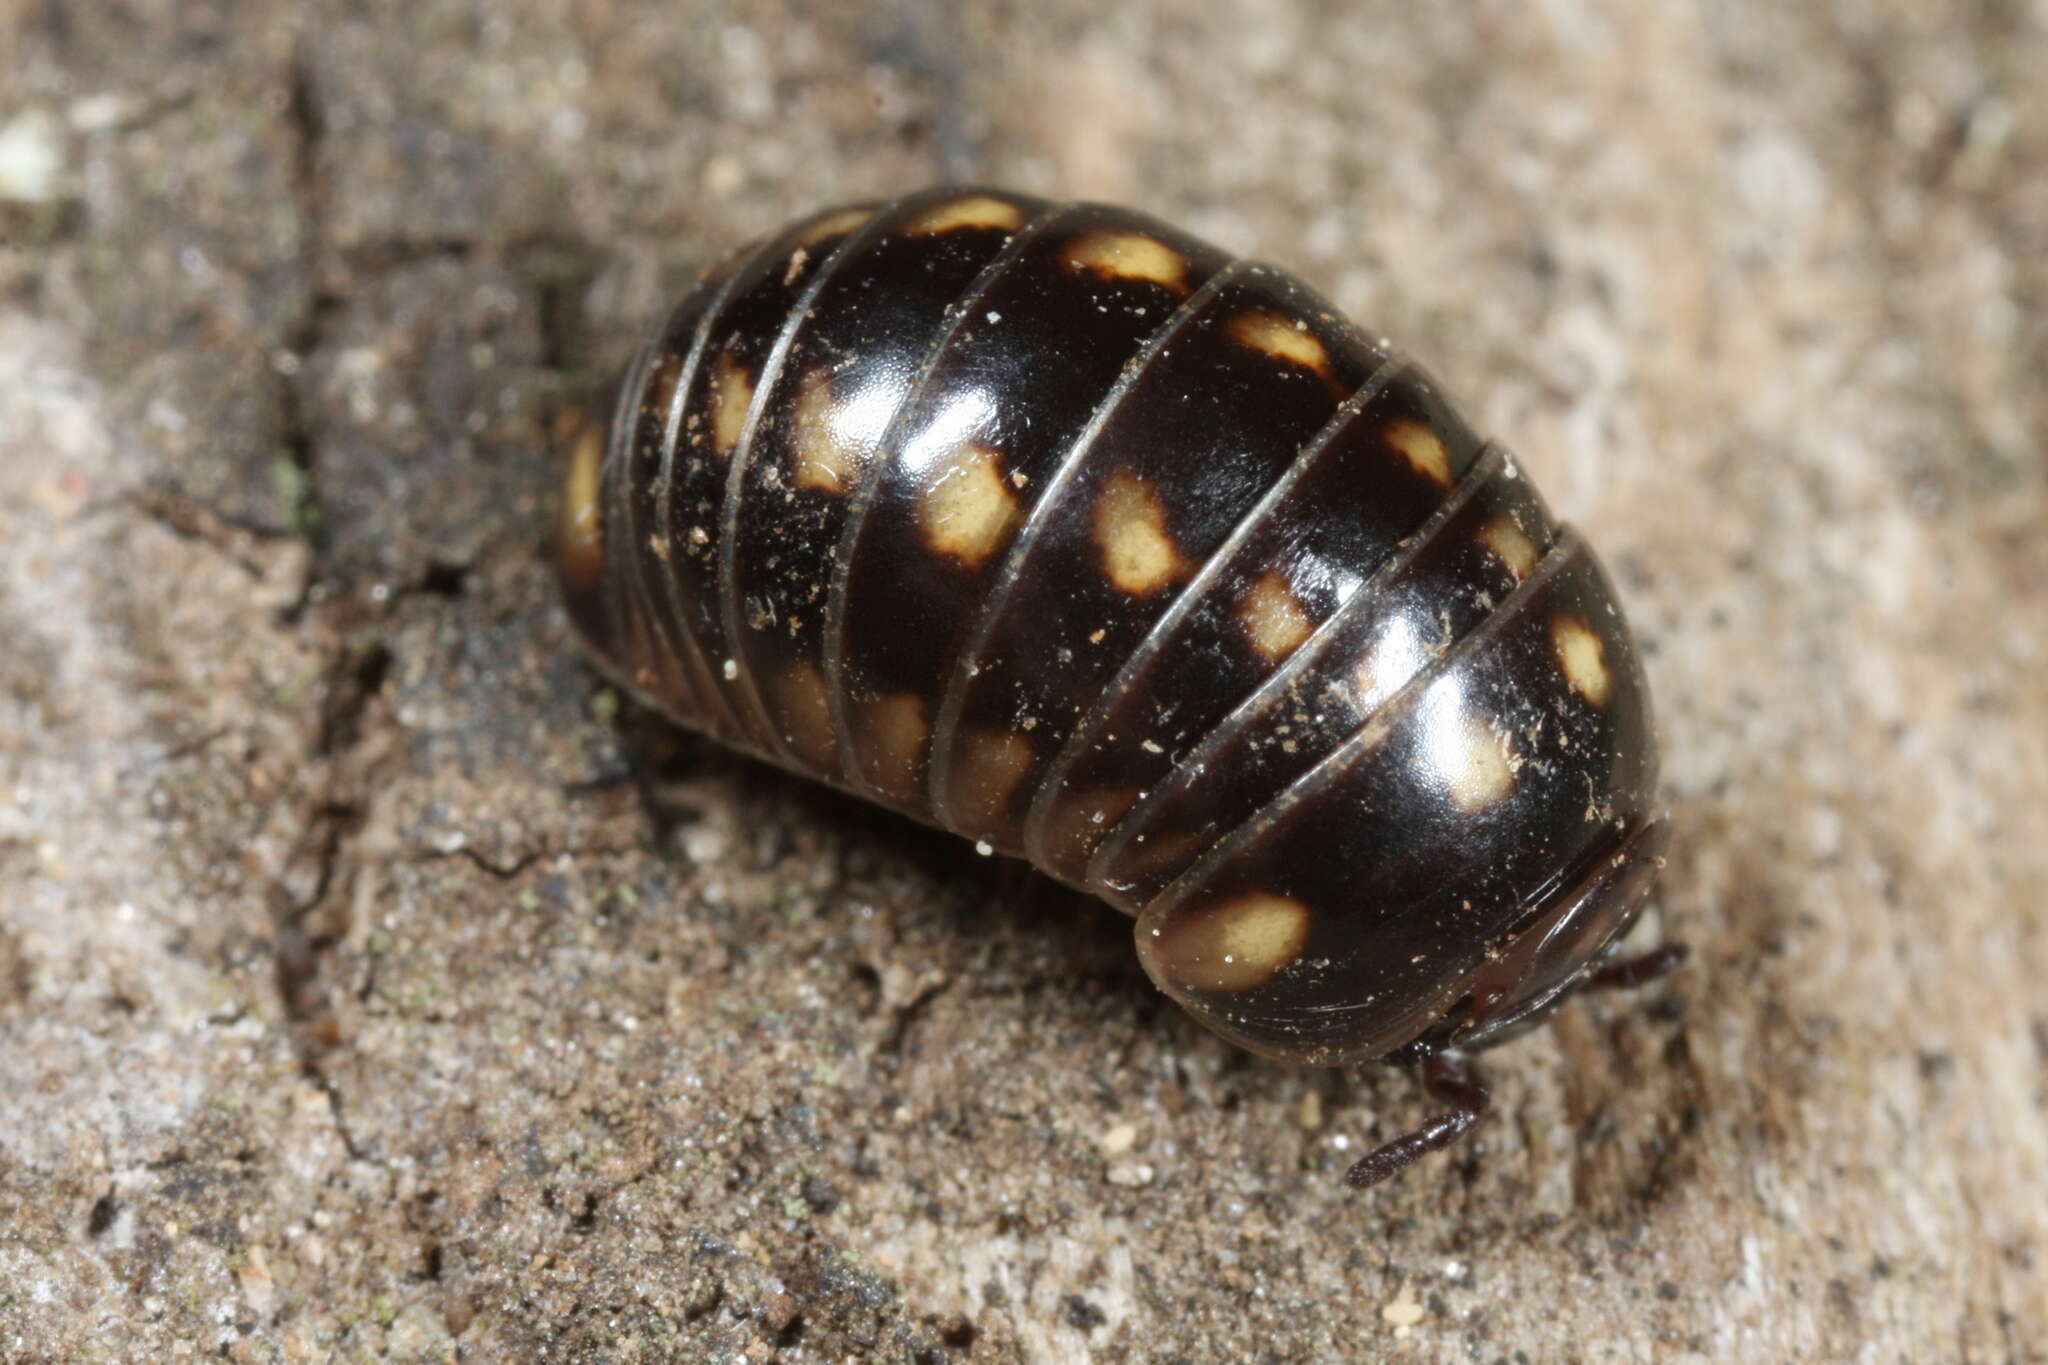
[
  {"left": 1581, "top": 942, "right": 1688, "bottom": 992},
  {"left": 1344, "top": 1051, "right": 1491, "bottom": 1190}
]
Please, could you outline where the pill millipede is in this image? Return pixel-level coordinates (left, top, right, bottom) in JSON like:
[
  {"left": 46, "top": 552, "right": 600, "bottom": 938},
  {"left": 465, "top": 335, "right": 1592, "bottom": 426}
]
[{"left": 555, "top": 187, "right": 1684, "bottom": 1189}]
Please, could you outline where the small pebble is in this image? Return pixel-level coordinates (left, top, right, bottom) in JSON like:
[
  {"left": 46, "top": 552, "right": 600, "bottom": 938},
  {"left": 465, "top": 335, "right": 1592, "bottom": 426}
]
[
  {"left": 1098, "top": 1122, "right": 1139, "bottom": 1156},
  {"left": 0, "top": 110, "right": 63, "bottom": 203},
  {"left": 702, "top": 154, "right": 746, "bottom": 197}
]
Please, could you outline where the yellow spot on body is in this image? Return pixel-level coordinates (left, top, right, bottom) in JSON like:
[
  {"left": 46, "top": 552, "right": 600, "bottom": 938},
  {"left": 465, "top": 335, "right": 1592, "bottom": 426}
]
[
  {"left": 795, "top": 207, "right": 874, "bottom": 247},
  {"left": 1552, "top": 614, "right": 1612, "bottom": 707},
  {"left": 710, "top": 350, "right": 753, "bottom": 458},
  {"left": 1384, "top": 417, "right": 1452, "bottom": 487},
  {"left": 557, "top": 420, "right": 606, "bottom": 591},
  {"left": 919, "top": 442, "right": 1021, "bottom": 567},
  {"left": 791, "top": 370, "right": 865, "bottom": 494},
  {"left": 1061, "top": 231, "right": 1188, "bottom": 288},
  {"left": 1094, "top": 472, "right": 1186, "bottom": 596},
  {"left": 1238, "top": 570, "right": 1314, "bottom": 662},
  {"left": 639, "top": 351, "right": 686, "bottom": 426},
  {"left": 769, "top": 661, "right": 835, "bottom": 769},
  {"left": 1150, "top": 893, "right": 1312, "bottom": 993},
  {"left": 1227, "top": 309, "right": 1330, "bottom": 374},
  {"left": 902, "top": 195, "right": 1024, "bottom": 236},
  {"left": 1444, "top": 714, "right": 1516, "bottom": 812},
  {"left": 1478, "top": 515, "right": 1539, "bottom": 580},
  {"left": 956, "top": 729, "right": 1035, "bottom": 824},
  {"left": 862, "top": 693, "right": 929, "bottom": 802}
]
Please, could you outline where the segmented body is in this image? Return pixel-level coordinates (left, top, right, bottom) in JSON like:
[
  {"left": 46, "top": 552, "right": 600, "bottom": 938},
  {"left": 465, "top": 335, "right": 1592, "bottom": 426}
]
[{"left": 558, "top": 188, "right": 1665, "bottom": 1073}]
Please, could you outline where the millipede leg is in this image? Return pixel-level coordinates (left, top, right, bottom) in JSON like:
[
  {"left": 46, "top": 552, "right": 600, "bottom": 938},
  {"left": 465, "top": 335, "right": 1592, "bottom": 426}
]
[
  {"left": 1582, "top": 942, "right": 1689, "bottom": 992},
  {"left": 1344, "top": 1051, "right": 1491, "bottom": 1190}
]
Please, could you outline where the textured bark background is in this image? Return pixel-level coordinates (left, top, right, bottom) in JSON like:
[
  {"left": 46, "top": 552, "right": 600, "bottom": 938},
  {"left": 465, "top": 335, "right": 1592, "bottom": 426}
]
[{"left": 2, "top": 2, "right": 2044, "bottom": 1361}]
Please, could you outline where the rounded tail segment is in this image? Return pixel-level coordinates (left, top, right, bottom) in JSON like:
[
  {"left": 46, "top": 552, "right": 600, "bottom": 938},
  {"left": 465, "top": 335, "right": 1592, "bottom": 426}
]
[{"left": 1131, "top": 527, "right": 1661, "bottom": 1066}]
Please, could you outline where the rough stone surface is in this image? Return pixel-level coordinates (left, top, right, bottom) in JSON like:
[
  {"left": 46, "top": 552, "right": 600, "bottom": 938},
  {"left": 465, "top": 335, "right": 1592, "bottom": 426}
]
[{"left": 3, "top": 2, "right": 2044, "bottom": 1361}]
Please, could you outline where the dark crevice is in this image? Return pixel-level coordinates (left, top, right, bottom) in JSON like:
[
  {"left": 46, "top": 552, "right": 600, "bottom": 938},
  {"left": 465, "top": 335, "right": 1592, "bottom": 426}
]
[
  {"left": 315, "top": 1073, "right": 376, "bottom": 1165},
  {"left": 273, "top": 555, "right": 393, "bottom": 1166},
  {"left": 256, "top": 26, "right": 612, "bottom": 1183},
  {"left": 256, "top": 28, "right": 411, "bottom": 1179},
  {"left": 156, "top": 726, "right": 229, "bottom": 764},
  {"left": 288, "top": 800, "right": 363, "bottom": 916},
  {"left": 876, "top": 975, "right": 950, "bottom": 1061},
  {"left": 277, "top": 38, "right": 330, "bottom": 559},
  {"left": 418, "top": 559, "right": 470, "bottom": 598},
  {"left": 537, "top": 1156, "right": 672, "bottom": 1246},
  {"left": 316, "top": 644, "right": 391, "bottom": 757},
  {"left": 272, "top": 793, "right": 376, "bottom": 1167},
  {"left": 520, "top": 237, "right": 609, "bottom": 376},
  {"left": 683, "top": 1276, "right": 725, "bottom": 1323},
  {"left": 286, "top": 41, "right": 324, "bottom": 271},
  {"left": 1061, "top": 1294, "right": 1107, "bottom": 1332},
  {"left": 332, "top": 237, "right": 479, "bottom": 276},
  {"left": 127, "top": 485, "right": 299, "bottom": 580},
  {"left": 410, "top": 845, "right": 548, "bottom": 880}
]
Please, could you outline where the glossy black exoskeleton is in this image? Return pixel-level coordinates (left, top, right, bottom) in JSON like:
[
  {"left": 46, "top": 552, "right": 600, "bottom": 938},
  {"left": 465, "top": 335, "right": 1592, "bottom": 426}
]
[{"left": 557, "top": 189, "right": 1683, "bottom": 1188}]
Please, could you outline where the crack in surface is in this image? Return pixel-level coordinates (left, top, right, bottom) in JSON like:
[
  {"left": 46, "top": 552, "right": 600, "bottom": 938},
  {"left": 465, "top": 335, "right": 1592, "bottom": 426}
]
[
  {"left": 261, "top": 34, "right": 390, "bottom": 1169},
  {"left": 408, "top": 845, "right": 549, "bottom": 881},
  {"left": 275, "top": 38, "right": 331, "bottom": 559},
  {"left": 128, "top": 484, "right": 305, "bottom": 581},
  {"left": 221, "top": 22, "right": 627, "bottom": 1196}
]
